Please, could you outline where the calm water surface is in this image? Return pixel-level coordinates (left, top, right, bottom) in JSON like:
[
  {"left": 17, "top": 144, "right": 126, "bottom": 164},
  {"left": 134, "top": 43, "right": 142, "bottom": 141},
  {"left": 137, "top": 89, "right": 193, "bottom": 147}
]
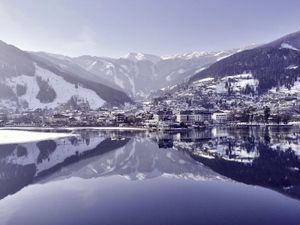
[{"left": 0, "top": 127, "right": 300, "bottom": 225}]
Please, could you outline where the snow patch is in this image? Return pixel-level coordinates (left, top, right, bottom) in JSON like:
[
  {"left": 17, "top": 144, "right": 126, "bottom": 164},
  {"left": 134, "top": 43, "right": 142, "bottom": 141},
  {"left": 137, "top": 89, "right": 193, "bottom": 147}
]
[
  {"left": 221, "top": 73, "right": 253, "bottom": 80},
  {"left": 0, "top": 130, "right": 76, "bottom": 144},
  {"left": 5, "top": 65, "right": 105, "bottom": 110},
  {"left": 194, "top": 67, "right": 207, "bottom": 74},
  {"left": 270, "top": 80, "right": 300, "bottom": 95},
  {"left": 161, "top": 51, "right": 209, "bottom": 60},
  {"left": 280, "top": 43, "right": 299, "bottom": 51},
  {"left": 193, "top": 77, "right": 214, "bottom": 85}
]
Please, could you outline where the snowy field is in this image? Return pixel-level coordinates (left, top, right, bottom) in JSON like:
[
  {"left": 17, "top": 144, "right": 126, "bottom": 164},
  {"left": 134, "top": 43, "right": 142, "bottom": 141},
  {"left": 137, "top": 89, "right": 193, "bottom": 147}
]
[{"left": 0, "top": 130, "right": 78, "bottom": 145}]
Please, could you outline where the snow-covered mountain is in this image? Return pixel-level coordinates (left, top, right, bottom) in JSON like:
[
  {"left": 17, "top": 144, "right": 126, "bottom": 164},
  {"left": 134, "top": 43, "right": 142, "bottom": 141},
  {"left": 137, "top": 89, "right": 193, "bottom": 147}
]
[
  {"left": 263, "top": 30, "right": 300, "bottom": 50},
  {"left": 190, "top": 31, "right": 300, "bottom": 94},
  {"left": 0, "top": 41, "right": 132, "bottom": 111},
  {"left": 68, "top": 49, "right": 241, "bottom": 99}
]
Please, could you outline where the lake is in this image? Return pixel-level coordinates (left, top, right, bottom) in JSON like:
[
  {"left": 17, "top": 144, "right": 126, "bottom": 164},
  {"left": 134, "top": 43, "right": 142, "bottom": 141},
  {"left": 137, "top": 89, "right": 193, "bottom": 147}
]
[{"left": 0, "top": 127, "right": 300, "bottom": 225}]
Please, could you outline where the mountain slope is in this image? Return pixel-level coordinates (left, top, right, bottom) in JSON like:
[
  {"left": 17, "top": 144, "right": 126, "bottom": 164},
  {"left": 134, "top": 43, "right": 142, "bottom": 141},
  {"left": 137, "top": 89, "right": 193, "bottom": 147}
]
[
  {"left": 190, "top": 31, "right": 300, "bottom": 93},
  {"left": 71, "top": 49, "right": 241, "bottom": 98},
  {"left": 0, "top": 41, "right": 132, "bottom": 110},
  {"left": 263, "top": 30, "right": 300, "bottom": 50}
]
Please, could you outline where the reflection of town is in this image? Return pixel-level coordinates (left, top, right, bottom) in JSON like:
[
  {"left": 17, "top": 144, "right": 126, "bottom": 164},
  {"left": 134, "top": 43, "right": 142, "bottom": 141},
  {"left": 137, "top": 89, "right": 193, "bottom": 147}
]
[
  {"left": 1, "top": 128, "right": 300, "bottom": 202},
  {"left": 155, "top": 127, "right": 300, "bottom": 200}
]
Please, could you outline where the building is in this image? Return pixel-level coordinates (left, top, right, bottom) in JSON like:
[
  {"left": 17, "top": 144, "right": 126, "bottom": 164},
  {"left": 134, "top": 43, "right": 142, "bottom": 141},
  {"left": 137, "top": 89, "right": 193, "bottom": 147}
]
[
  {"left": 176, "top": 110, "right": 212, "bottom": 124},
  {"left": 176, "top": 110, "right": 193, "bottom": 124},
  {"left": 114, "top": 113, "right": 126, "bottom": 123},
  {"left": 212, "top": 111, "right": 229, "bottom": 124},
  {"left": 49, "top": 114, "right": 70, "bottom": 126},
  {"left": 193, "top": 110, "right": 212, "bottom": 124}
]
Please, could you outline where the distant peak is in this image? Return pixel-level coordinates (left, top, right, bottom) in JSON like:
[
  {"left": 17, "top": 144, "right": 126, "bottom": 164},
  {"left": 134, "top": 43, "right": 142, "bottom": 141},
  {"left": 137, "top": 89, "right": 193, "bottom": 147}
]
[
  {"left": 121, "top": 52, "right": 161, "bottom": 63},
  {"left": 122, "top": 52, "right": 146, "bottom": 61},
  {"left": 161, "top": 51, "right": 209, "bottom": 60}
]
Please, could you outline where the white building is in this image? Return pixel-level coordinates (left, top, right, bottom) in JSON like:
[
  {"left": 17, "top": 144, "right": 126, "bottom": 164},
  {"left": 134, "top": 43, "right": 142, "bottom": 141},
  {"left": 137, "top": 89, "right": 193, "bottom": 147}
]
[{"left": 212, "top": 111, "right": 229, "bottom": 124}]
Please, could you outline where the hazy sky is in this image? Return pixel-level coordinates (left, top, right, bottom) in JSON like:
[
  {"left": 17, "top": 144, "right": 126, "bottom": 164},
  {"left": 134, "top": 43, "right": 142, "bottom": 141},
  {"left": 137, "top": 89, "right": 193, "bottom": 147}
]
[{"left": 0, "top": 0, "right": 300, "bottom": 57}]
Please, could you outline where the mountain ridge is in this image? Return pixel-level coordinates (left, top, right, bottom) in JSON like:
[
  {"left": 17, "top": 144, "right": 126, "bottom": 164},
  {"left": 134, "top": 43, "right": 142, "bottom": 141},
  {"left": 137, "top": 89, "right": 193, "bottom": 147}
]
[
  {"left": 68, "top": 48, "right": 243, "bottom": 98},
  {"left": 189, "top": 30, "right": 300, "bottom": 93},
  {"left": 0, "top": 40, "right": 132, "bottom": 111}
]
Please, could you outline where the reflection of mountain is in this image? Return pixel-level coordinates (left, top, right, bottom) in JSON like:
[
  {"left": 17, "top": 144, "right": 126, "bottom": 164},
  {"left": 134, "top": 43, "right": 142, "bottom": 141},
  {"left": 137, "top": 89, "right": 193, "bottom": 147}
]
[
  {"left": 190, "top": 143, "right": 300, "bottom": 200},
  {"left": 2, "top": 128, "right": 300, "bottom": 202},
  {"left": 43, "top": 137, "right": 219, "bottom": 182},
  {"left": 0, "top": 130, "right": 221, "bottom": 201},
  {"left": 0, "top": 132, "right": 130, "bottom": 200},
  {"left": 174, "top": 127, "right": 300, "bottom": 200}
]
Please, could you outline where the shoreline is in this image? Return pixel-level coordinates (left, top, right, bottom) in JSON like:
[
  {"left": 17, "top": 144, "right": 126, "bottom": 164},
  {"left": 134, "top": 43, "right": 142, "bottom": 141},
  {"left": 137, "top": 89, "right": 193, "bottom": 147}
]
[
  {"left": 0, "top": 126, "right": 148, "bottom": 132},
  {"left": 0, "top": 130, "right": 78, "bottom": 145},
  {"left": 0, "top": 122, "right": 299, "bottom": 133}
]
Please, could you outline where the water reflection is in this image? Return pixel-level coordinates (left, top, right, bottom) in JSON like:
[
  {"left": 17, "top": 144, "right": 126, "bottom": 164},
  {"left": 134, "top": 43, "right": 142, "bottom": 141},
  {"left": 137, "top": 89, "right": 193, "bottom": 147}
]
[
  {"left": 0, "top": 130, "right": 131, "bottom": 200},
  {"left": 0, "top": 127, "right": 300, "bottom": 202},
  {"left": 172, "top": 127, "right": 300, "bottom": 200}
]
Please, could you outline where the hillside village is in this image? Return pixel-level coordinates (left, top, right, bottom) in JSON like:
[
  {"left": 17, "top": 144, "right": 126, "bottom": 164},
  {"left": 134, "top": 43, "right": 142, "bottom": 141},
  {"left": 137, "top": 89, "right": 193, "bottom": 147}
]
[
  {"left": 1, "top": 72, "right": 300, "bottom": 129},
  {"left": 1, "top": 33, "right": 300, "bottom": 129}
]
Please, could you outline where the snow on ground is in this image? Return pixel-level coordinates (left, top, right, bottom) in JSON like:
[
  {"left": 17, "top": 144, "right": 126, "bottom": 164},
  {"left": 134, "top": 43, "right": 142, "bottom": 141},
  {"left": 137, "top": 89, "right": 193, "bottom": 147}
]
[
  {"left": 270, "top": 80, "right": 300, "bottom": 94},
  {"left": 236, "top": 78, "right": 259, "bottom": 89},
  {"left": 216, "top": 54, "right": 232, "bottom": 61},
  {"left": 194, "top": 67, "right": 207, "bottom": 74},
  {"left": 216, "top": 73, "right": 258, "bottom": 93},
  {"left": 193, "top": 77, "right": 214, "bottom": 85},
  {"left": 221, "top": 73, "right": 253, "bottom": 80},
  {"left": 0, "top": 130, "right": 77, "bottom": 144},
  {"left": 161, "top": 51, "right": 208, "bottom": 60},
  {"left": 271, "top": 142, "right": 300, "bottom": 157},
  {"left": 1, "top": 127, "right": 148, "bottom": 132},
  {"left": 64, "top": 127, "right": 147, "bottom": 131},
  {"left": 5, "top": 65, "right": 105, "bottom": 110},
  {"left": 280, "top": 43, "right": 299, "bottom": 51}
]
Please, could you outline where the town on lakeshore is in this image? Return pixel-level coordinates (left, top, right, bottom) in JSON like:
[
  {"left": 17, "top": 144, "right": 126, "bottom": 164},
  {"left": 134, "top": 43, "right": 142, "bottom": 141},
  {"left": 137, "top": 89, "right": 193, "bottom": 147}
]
[{"left": 1, "top": 75, "right": 299, "bottom": 129}]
